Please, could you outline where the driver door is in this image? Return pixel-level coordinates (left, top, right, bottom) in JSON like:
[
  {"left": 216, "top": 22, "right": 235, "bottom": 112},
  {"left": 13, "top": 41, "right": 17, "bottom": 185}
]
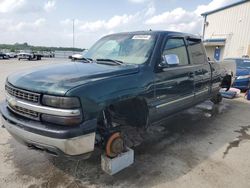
[{"left": 153, "top": 37, "right": 195, "bottom": 121}]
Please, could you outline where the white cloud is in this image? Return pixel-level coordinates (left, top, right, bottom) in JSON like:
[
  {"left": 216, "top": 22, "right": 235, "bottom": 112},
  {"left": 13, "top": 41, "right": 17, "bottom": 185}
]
[
  {"left": 60, "top": 18, "right": 72, "bottom": 25},
  {"left": 0, "top": 19, "right": 12, "bottom": 30},
  {"left": 44, "top": 0, "right": 56, "bottom": 12},
  {"left": 61, "top": 3, "right": 155, "bottom": 33},
  {"left": 77, "top": 14, "right": 136, "bottom": 31},
  {"left": 128, "top": 0, "right": 148, "bottom": 3},
  {"left": 145, "top": 0, "right": 238, "bottom": 34},
  {"left": 166, "top": 21, "right": 203, "bottom": 35},
  {"left": 2, "top": 18, "right": 46, "bottom": 32},
  {"left": 0, "top": 0, "right": 57, "bottom": 14},
  {"left": 0, "top": 17, "right": 54, "bottom": 46},
  {"left": 145, "top": 8, "right": 197, "bottom": 25},
  {"left": 145, "top": 7, "right": 202, "bottom": 33},
  {"left": 34, "top": 18, "right": 46, "bottom": 26},
  {"left": 0, "top": 0, "right": 26, "bottom": 13},
  {"left": 145, "top": 4, "right": 155, "bottom": 16},
  {"left": 64, "top": 0, "right": 236, "bottom": 38},
  {"left": 195, "top": 0, "right": 236, "bottom": 15},
  {"left": 0, "top": 0, "right": 240, "bottom": 48}
]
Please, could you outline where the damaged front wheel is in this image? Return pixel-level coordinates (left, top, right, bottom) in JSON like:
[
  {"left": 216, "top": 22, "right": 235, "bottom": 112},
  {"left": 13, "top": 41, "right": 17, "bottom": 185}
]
[{"left": 105, "top": 132, "right": 124, "bottom": 158}]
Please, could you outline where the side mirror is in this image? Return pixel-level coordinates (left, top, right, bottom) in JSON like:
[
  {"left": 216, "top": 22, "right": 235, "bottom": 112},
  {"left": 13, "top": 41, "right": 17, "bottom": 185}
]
[{"left": 159, "top": 54, "right": 180, "bottom": 68}]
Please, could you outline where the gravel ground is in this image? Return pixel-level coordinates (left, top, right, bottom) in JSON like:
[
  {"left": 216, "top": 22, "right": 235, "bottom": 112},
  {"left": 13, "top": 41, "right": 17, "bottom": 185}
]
[{"left": 0, "top": 58, "right": 250, "bottom": 188}]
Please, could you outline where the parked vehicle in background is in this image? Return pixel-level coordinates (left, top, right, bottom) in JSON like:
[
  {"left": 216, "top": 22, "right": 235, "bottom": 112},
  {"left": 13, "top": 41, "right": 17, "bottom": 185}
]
[
  {"left": 42, "top": 51, "right": 55, "bottom": 58},
  {"left": 0, "top": 52, "right": 9, "bottom": 59},
  {"left": 224, "top": 58, "right": 250, "bottom": 91},
  {"left": 220, "top": 59, "right": 237, "bottom": 86},
  {"left": 18, "top": 52, "right": 32, "bottom": 60},
  {"left": 0, "top": 31, "right": 231, "bottom": 160},
  {"left": 18, "top": 52, "right": 42, "bottom": 61},
  {"left": 6, "top": 52, "right": 17, "bottom": 58}
]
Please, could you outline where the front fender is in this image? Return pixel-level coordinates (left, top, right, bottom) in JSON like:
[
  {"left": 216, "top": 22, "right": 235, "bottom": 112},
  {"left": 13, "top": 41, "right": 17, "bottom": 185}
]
[{"left": 66, "top": 70, "right": 154, "bottom": 121}]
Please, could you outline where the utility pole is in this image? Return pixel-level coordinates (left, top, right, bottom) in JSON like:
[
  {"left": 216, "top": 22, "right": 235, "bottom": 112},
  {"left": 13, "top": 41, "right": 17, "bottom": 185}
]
[{"left": 73, "top": 19, "right": 75, "bottom": 54}]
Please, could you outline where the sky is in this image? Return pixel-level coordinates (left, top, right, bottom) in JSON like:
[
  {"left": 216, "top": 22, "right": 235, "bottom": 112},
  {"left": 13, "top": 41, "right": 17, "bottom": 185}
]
[{"left": 0, "top": 0, "right": 240, "bottom": 48}]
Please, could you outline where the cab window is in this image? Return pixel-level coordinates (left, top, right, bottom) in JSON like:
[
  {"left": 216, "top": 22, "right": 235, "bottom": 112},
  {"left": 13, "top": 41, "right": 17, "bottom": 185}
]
[
  {"left": 162, "top": 38, "right": 189, "bottom": 66},
  {"left": 187, "top": 38, "right": 206, "bottom": 64}
]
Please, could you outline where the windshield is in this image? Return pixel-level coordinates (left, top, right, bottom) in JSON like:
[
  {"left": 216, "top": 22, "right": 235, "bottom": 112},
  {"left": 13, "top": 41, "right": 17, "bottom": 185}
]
[
  {"left": 236, "top": 59, "right": 250, "bottom": 69},
  {"left": 84, "top": 34, "right": 156, "bottom": 64}
]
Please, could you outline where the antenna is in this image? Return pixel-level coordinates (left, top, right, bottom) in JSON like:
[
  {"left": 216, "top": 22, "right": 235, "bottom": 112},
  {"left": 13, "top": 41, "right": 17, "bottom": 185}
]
[{"left": 73, "top": 19, "right": 75, "bottom": 54}]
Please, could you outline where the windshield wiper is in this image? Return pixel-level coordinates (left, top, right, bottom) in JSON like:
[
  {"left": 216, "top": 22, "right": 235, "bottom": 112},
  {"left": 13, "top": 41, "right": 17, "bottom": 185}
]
[
  {"left": 86, "top": 57, "right": 93, "bottom": 61},
  {"left": 95, "top": 58, "right": 124, "bottom": 65},
  {"left": 73, "top": 57, "right": 93, "bottom": 63}
]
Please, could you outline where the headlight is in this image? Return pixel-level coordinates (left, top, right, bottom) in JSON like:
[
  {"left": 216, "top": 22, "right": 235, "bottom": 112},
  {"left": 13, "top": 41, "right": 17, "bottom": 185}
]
[
  {"left": 42, "top": 95, "right": 80, "bottom": 109},
  {"left": 41, "top": 114, "right": 82, "bottom": 126},
  {"left": 237, "top": 75, "right": 250, "bottom": 79}
]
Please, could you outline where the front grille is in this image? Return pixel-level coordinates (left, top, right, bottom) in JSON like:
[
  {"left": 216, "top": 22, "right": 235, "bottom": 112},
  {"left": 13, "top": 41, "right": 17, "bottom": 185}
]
[
  {"left": 8, "top": 105, "right": 39, "bottom": 120},
  {"left": 5, "top": 84, "right": 40, "bottom": 103}
]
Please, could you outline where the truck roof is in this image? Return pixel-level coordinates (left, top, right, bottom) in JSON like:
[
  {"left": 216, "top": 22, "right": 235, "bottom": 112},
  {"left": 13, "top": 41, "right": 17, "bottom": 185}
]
[{"left": 105, "top": 30, "right": 201, "bottom": 40}]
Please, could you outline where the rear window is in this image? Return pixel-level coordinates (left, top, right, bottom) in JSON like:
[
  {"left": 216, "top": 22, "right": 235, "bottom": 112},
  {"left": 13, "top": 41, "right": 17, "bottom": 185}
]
[{"left": 187, "top": 38, "right": 206, "bottom": 64}]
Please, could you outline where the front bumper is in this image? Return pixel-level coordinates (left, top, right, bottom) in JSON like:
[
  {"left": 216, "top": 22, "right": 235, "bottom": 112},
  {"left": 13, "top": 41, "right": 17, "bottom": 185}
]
[{"left": 0, "top": 102, "right": 97, "bottom": 158}]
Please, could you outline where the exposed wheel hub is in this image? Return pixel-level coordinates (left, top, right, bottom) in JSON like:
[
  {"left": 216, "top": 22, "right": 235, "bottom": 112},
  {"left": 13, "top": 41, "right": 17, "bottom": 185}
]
[{"left": 105, "top": 132, "right": 124, "bottom": 158}]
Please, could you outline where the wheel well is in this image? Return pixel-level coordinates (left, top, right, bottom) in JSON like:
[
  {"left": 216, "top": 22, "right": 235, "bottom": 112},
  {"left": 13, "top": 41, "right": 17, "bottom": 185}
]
[{"left": 98, "top": 97, "right": 149, "bottom": 128}]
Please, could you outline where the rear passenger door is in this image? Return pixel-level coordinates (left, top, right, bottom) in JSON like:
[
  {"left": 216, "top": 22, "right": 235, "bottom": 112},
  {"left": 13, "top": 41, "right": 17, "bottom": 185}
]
[
  {"left": 153, "top": 37, "right": 195, "bottom": 121},
  {"left": 187, "top": 38, "right": 211, "bottom": 102}
]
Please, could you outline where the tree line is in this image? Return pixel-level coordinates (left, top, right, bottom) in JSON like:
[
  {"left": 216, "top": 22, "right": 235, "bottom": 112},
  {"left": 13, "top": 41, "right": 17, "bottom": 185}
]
[{"left": 0, "top": 43, "right": 84, "bottom": 52}]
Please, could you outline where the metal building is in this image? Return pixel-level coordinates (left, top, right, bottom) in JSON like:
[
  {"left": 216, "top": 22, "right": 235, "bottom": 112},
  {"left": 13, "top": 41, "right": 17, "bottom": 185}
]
[{"left": 202, "top": 0, "right": 250, "bottom": 61}]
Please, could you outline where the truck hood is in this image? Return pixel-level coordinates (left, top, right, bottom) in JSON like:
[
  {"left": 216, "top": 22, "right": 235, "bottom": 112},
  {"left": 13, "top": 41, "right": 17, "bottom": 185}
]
[
  {"left": 236, "top": 68, "right": 250, "bottom": 76},
  {"left": 7, "top": 62, "right": 139, "bottom": 95}
]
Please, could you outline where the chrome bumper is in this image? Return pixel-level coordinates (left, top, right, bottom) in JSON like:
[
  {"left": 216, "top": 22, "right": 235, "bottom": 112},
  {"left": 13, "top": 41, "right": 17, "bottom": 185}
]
[
  {"left": 0, "top": 103, "right": 96, "bottom": 157},
  {"left": 1, "top": 115, "right": 95, "bottom": 156}
]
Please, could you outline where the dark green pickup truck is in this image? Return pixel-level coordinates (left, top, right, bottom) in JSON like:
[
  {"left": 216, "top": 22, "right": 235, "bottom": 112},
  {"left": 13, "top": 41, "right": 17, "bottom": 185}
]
[{"left": 0, "top": 31, "right": 230, "bottom": 159}]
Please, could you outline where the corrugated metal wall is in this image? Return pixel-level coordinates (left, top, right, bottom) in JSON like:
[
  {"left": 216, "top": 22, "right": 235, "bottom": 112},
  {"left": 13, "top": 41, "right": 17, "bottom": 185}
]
[{"left": 204, "top": 1, "right": 250, "bottom": 59}]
